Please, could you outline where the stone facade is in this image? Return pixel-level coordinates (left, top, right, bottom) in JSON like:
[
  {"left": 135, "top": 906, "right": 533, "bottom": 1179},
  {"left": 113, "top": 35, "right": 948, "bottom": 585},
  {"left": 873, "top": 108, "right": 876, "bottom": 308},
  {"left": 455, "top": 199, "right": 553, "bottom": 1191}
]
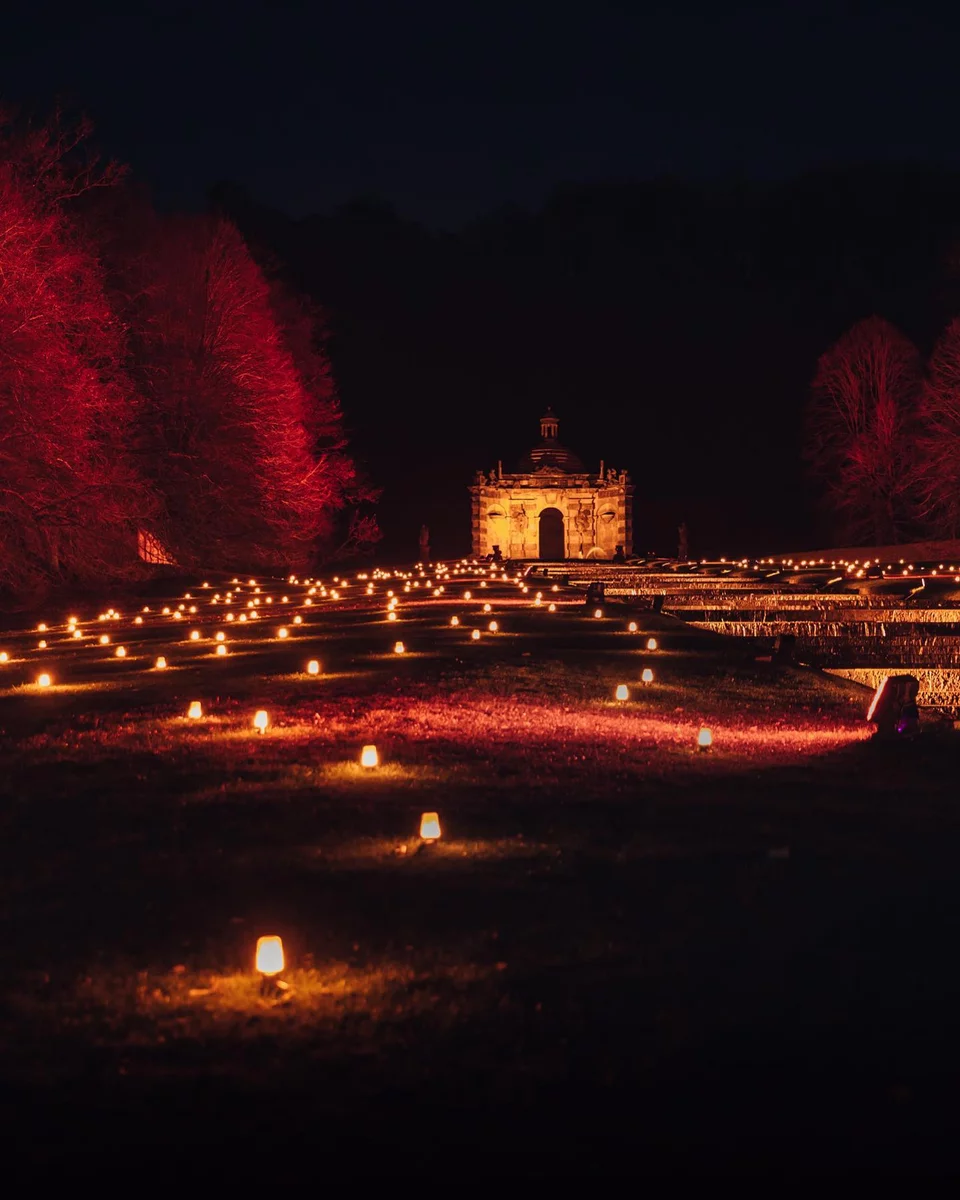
[{"left": 470, "top": 410, "right": 633, "bottom": 560}]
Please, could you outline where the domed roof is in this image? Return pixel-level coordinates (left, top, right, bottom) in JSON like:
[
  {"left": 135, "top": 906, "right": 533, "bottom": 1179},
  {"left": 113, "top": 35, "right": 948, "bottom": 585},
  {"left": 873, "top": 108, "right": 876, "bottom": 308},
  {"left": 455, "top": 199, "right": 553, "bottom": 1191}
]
[{"left": 515, "top": 408, "right": 584, "bottom": 473}]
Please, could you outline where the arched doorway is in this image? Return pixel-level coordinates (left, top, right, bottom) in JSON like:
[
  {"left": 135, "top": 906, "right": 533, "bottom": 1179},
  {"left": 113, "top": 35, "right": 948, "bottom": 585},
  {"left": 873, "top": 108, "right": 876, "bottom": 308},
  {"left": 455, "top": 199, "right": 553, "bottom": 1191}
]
[{"left": 538, "top": 508, "right": 565, "bottom": 560}]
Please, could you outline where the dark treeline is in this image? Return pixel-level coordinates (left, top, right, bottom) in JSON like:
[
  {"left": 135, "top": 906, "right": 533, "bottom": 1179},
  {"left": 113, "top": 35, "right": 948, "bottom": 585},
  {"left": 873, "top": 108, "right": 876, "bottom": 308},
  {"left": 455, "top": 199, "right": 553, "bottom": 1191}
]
[{"left": 215, "top": 167, "right": 960, "bottom": 559}]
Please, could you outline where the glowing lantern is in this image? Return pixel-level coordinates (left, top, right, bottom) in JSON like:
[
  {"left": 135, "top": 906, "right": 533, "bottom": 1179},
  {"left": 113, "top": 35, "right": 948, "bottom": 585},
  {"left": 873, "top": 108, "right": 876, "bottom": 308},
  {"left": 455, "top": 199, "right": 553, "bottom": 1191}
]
[
  {"left": 215, "top": 631, "right": 225, "bottom": 642},
  {"left": 38, "top": 640, "right": 46, "bottom": 649},
  {"left": 594, "top": 609, "right": 603, "bottom": 619},
  {"left": 277, "top": 627, "right": 289, "bottom": 639},
  {"left": 173, "top": 611, "right": 183, "bottom": 620},
  {"left": 306, "top": 660, "right": 320, "bottom": 675},
  {"left": 37, "top": 673, "right": 52, "bottom": 688},
  {"left": 641, "top": 668, "right": 654, "bottom": 684},
  {"left": 394, "top": 641, "right": 406, "bottom": 654},
  {"left": 134, "top": 616, "right": 143, "bottom": 625},
  {"left": 187, "top": 701, "right": 203, "bottom": 719},
  {"left": 646, "top": 637, "right": 658, "bottom": 651},
  {"left": 360, "top": 744, "right": 379, "bottom": 768},
  {"left": 115, "top": 646, "right": 127, "bottom": 658},
  {"left": 293, "top": 615, "right": 303, "bottom": 625},
  {"left": 387, "top": 611, "right": 397, "bottom": 622},
  {"left": 488, "top": 620, "right": 498, "bottom": 632},
  {"left": 483, "top": 603, "right": 492, "bottom": 613},
  {"left": 627, "top": 621, "right": 638, "bottom": 633},
  {"left": 471, "top": 629, "right": 481, "bottom": 641},
  {"left": 548, "top": 603, "right": 556, "bottom": 612},
  {"left": 0, "top": 651, "right": 7, "bottom": 662},
  {"left": 253, "top": 709, "right": 269, "bottom": 733},
  {"left": 37, "top": 623, "right": 47, "bottom": 633},
  {"left": 255, "top": 935, "right": 284, "bottom": 977},
  {"left": 99, "top": 634, "right": 110, "bottom": 645},
  {"left": 419, "top": 811, "right": 441, "bottom": 842},
  {"left": 155, "top": 657, "right": 167, "bottom": 670},
  {"left": 463, "top": 591, "right": 472, "bottom": 600},
  {"left": 450, "top": 616, "right": 460, "bottom": 626},
  {"left": 216, "top": 644, "right": 227, "bottom": 656},
  {"left": 697, "top": 727, "right": 713, "bottom": 750},
  {"left": 615, "top": 684, "right": 629, "bottom": 701},
  {"left": 189, "top": 630, "right": 200, "bottom": 641}
]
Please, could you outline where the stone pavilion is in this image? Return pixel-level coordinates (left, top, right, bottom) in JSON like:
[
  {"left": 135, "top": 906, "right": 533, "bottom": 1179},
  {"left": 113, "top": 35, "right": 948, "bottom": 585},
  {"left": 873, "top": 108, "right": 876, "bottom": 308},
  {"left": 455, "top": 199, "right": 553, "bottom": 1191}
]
[{"left": 470, "top": 409, "right": 633, "bottom": 560}]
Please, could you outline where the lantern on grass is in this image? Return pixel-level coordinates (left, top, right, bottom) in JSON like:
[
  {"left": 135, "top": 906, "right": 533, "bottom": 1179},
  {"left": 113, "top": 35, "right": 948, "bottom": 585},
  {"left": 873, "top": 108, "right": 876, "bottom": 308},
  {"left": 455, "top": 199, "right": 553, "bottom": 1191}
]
[
  {"left": 641, "top": 668, "right": 654, "bottom": 684},
  {"left": 0, "top": 651, "right": 7, "bottom": 662},
  {"left": 306, "top": 660, "right": 320, "bottom": 676},
  {"left": 387, "top": 611, "right": 398, "bottom": 622},
  {"left": 463, "top": 591, "right": 472, "bottom": 600},
  {"left": 134, "top": 616, "right": 143, "bottom": 626},
  {"left": 216, "top": 644, "right": 228, "bottom": 656},
  {"left": 548, "top": 603, "right": 556, "bottom": 612},
  {"left": 394, "top": 641, "right": 406, "bottom": 655},
  {"left": 253, "top": 710, "right": 269, "bottom": 734},
  {"left": 360, "top": 744, "right": 379, "bottom": 768},
  {"left": 615, "top": 684, "right": 629, "bottom": 702},
  {"left": 189, "top": 630, "right": 200, "bottom": 641},
  {"left": 419, "top": 811, "right": 441, "bottom": 842},
  {"left": 293, "top": 615, "right": 303, "bottom": 625},
  {"left": 255, "top": 935, "right": 285, "bottom": 996},
  {"left": 488, "top": 621, "right": 499, "bottom": 632},
  {"left": 697, "top": 727, "right": 713, "bottom": 751},
  {"left": 37, "top": 673, "right": 52, "bottom": 688},
  {"left": 628, "top": 621, "right": 638, "bottom": 633},
  {"left": 594, "top": 609, "right": 603, "bottom": 619},
  {"left": 38, "top": 640, "right": 46, "bottom": 649},
  {"left": 115, "top": 646, "right": 127, "bottom": 658},
  {"left": 646, "top": 637, "right": 658, "bottom": 651},
  {"left": 99, "top": 634, "right": 110, "bottom": 645},
  {"left": 215, "top": 631, "right": 225, "bottom": 642},
  {"left": 483, "top": 603, "right": 492, "bottom": 613},
  {"left": 73, "top": 629, "right": 82, "bottom": 640},
  {"left": 450, "top": 616, "right": 460, "bottom": 627},
  {"left": 471, "top": 629, "right": 481, "bottom": 641},
  {"left": 155, "top": 657, "right": 167, "bottom": 670},
  {"left": 187, "top": 701, "right": 203, "bottom": 719},
  {"left": 277, "top": 627, "right": 289, "bottom": 639}
]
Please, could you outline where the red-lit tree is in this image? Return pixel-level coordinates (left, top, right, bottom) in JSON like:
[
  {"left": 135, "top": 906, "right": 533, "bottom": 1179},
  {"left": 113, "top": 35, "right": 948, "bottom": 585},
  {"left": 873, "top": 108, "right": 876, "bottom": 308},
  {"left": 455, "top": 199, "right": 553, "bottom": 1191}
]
[
  {"left": 0, "top": 110, "right": 155, "bottom": 597},
  {"left": 806, "top": 316, "right": 921, "bottom": 545},
  {"left": 124, "top": 213, "right": 362, "bottom": 569},
  {"left": 916, "top": 317, "right": 960, "bottom": 537}
]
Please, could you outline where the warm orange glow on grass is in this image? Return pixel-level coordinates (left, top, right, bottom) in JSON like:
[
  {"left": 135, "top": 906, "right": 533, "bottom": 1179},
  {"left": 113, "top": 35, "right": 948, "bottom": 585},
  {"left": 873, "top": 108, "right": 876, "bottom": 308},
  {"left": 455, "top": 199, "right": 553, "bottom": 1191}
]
[
  {"left": 641, "top": 667, "right": 654, "bottom": 684},
  {"left": 72, "top": 629, "right": 82, "bottom": 639},
  {"left": 548, "top": 603, "right": 556, "bottom": 612},
  {"left": 255, "top": 935, "right": 284, "bottom": 977},
  {"left": 419, "top": 811, "right": 441, "bottom": 841},
  {"left": 253, "top": 709, "right": 269, "bottom": 733},
  {"left": 36, "top": 672, "right": 52, "bottom": 688},
  {"left": 306, "top": 659, "right": 320, "bottom": 675},
  {"left": 215, "top": 631, "right": 225, "bottom": 642},
  {"left": 188, "top": 701, "right": 203, "bottom": 719},
  {"left": 697, "top": 726, "right": 713, "bottom": 750},
  {"left": 115, "top": 646, "right": 126, "bottom": 658},
  {"left": 155, "top": 656, "right": 167, "bottom": 670},
  {"left": 38, "top": 640, "right": 46, "bottom": 649},
  {"left": 293, "top": 615, "right": 303, "bottom": 625},
  {"left": 0, "top": 651, "right": 7, "bottom": 662},
  {"left": 387, "top": 611, "right": 397, "bottom": 621},
  {"left": 615, "top": 683, "right": 629, "bottom": 701},
  {"left": 360, "top": 744, "right": 379, "bottom": 768}
]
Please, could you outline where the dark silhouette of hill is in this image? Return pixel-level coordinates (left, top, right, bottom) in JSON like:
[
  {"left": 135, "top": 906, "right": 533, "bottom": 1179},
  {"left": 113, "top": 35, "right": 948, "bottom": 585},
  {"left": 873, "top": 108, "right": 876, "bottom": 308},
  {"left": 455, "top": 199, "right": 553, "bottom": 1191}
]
[{"left": 211, "top": 166, "right": 960, "bottom": 560}]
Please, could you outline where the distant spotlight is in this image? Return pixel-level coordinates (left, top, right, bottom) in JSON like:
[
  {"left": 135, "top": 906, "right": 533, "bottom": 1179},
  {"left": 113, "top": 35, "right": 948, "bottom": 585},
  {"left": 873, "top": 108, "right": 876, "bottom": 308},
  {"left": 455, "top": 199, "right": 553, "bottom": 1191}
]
[
  {"left": 155, "top": 656, "right": 167, "bottom": 670},
  {"left": 187, "top": 701, "right": 203, "bottom": 719},
  {"left": 394, "top": 641, "right": 406, "bottom": 654},
  {"left": 419, "top": 811, "right": 442, "bottom": 842},
  {"left": 697, "top": 726, "right": 713, "bottom": 750},
  {"left": 471, "top": 629, "right": 481, "bottom": 641},
  {"left": 360, "top": 744, "right": 379, "bottom": 769},
  {"left": 253, "top": 709, "right": 269, "bottom": 733},
  {"left": 641, "top": 667, "right": 654, "bottom": 684},
  {"left": 37, "top": 673, "right": 52, "bottom": 688},
  {"left": 615, "top": 683, "right": 629, "bottom": 701},
  {"left": 306, "top": 659, "right": 320, "bottom": 675},
  {"left": 646, "top": 637, "right": 658, "bottom": 651}
]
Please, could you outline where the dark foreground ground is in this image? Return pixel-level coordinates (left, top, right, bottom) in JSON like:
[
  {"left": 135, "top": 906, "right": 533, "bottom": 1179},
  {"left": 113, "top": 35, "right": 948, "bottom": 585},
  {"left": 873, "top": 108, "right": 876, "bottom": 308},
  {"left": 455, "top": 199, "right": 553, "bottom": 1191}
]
[{"left": 2, "top": 563, "right": 960, "bottom": 1176}]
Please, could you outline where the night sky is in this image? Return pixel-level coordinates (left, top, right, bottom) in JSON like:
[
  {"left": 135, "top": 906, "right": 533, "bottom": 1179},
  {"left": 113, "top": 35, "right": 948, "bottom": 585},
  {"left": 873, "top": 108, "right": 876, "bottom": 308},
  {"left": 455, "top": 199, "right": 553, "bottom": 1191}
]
[{"left": 3, "top": 1, "right": 956, "bottom": 228}]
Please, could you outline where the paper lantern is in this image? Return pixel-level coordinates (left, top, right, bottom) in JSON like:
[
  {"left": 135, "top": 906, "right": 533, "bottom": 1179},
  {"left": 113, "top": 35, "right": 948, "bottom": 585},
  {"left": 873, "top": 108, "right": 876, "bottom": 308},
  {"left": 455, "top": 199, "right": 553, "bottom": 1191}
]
[
  {"left": 548, "top": 603, "right": 556, "bottom": 612},
  {"left": 0, "top": 651, "right": 7, "bottom": 662},
  {"left": 360, "top": 744, "right": 379, "bottom": 768},
  {"left": 99, "top": 634, "right": 110, "bottom": 645},
  {"left": 134, "top": 616, "right": 143, "bottom": 625},
  {"left": 419, "top": 811, "right": 441, "bottom": 841},
  {"left": 450, "top": 616, "right": 460, "bottom": 626},
  {"left": 215, "top": 631, "right": 225, "bottom": 642},
  {"left": 216, "top": 644, "right": 227, "bottom": 656},
  {"left": 37, "top": 673, "right": 52, "bottom": 688},
  {"left": 189, "top": 630, "right": 200, "bottom": 641},
  {"left": 697, "top": 726, "right": 713, "bottom": 750},
  {"left": 277, "top": 627, "right": 289, "bottom": 639},
  {"left": 641, "top": 668, "right": 654, "bottom": 684},
  {"left": 115, "top": 646, "right": 127, "bottom": 658},
  {"left": 488, "top": 620, "right": 498, "bottom": 632},
  {"left": 255, "top": 935, "right": 284, "bottom": 977},
  {"left": 463, "top": 591, "right": 472, "bottom": 600},
  {"left": 394, "top": 641, "right": 406, "bottom": 654},
  {"left": 615, "top": 684, "right": 629, "bottom": 701},
  {"left": 594, "top": 609, "right": 603, "bottom": 619},
  {"left": 155, "top": 656, "right": 167, "bottom": 670},
  {"left": 38, "top": 640, "right": 46, "bottom": 649},
  {"left": 306, "top": 659, "right": 320, "bottom": 675},
  {"left": 483, "top": 602, "right": 492, "bottom": 613},
  {"left": 187, "top": 701, "right": 202, "bottom": 719},
  {"left": 387, "top": 611, "right": 398, "bottom": 622},
  {"left": 293, "top": 615, "right": 303, "bottom": 625},
  {"left": 471, "top": 629, "right": 481, "bottom": 641},
  {"left": 253, "top": 709, "right": 269, "bottom": 733}
]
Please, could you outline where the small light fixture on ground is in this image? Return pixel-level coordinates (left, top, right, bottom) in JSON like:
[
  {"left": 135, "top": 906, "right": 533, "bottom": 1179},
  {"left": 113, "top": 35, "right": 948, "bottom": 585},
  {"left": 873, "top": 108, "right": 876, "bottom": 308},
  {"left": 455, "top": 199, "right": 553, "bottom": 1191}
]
[
  {"left": 394, "top": 641, "right": 406, "bottom": 654},
  {"left": 216, "top": 644, "right": 227, "bottom": 656},
  {"left": 0, "top": 651, "right": 7, "bottom": 662},
  {"left": 488, "top": 620, "right": 498, "bottom": 632},
  {"left": 697, "top": 726, "right": 713, "bottom": 751},
  {"left": 483, "top": 602, "right": 492, "bottom": 613},
  {"left": 115, "top": 646, "right": 126, "bottom": 658},
  {"left": 387, "top": 611, "right": 397, "bottom": 621},
  {"left": 360, "top": 744, "right": 379, "bottom": 768},
  {"left": 471, "top": 629, "right": 481, "bottom": 641},
  {"left": 450, "top": 615, "right": 459, "bottom": 626},
  {"left": 641, "top": 668, "right": 654, "bottom": 684},
  {"left": 189, "top": 630, "right": 200, "bottom": 641},
  {"left": 594, "top": 608, "right": 603, "bottom": 619},
  {"left": 255, "top": 934, "right": 285, "bottom": 997},
  {"left": 37, "top": 672, "right": 52, "bottom": 688},
  {"left": 615, "top": 683, "right": 629, "bottom": 701},
  {"left": 646, "top": 637, "right": 658, "bottom": 651},
  {"left": 99, "top": 633, "right": 110, "bottom": 645},
  {"left": 628, "top": 621, "right": 638, "bottom": 633},
  {"left": 253, "top": 709, "right": 269, "bottom": 733},
  {"left": 277, "top": 627, "right": 289, "bottom": 639},
  {"left": 215, "top": 631, "right": 225, "bottom": 642},
  {"left": 187, "top": 701, "right": 203, "bottom": 719},
  {"left": 548, "top": 603, "right": 556, "bottom": 612},
  {"left": 419, "top": 811, "right": 441, "bottom": 841},
  {"left": 155, "top": 656, "right": 167, "bottom": 670},
  {"left": 306, "top": 659, "right": 320, "bottom": 675}
]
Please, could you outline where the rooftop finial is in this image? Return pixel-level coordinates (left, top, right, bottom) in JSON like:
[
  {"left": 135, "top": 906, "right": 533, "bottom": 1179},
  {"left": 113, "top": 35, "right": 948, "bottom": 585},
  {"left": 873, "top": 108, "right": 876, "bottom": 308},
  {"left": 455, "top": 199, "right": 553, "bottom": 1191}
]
[{"left": 540, "top": 407, "right": 558, "bottom": 441}]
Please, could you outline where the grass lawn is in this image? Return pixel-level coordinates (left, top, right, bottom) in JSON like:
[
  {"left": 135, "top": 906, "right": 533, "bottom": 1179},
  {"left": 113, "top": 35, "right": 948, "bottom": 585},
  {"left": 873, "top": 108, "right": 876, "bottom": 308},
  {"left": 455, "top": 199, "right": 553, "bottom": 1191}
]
[{"left": 2, "top": 564, "right": 959, "bottom": 1176}]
